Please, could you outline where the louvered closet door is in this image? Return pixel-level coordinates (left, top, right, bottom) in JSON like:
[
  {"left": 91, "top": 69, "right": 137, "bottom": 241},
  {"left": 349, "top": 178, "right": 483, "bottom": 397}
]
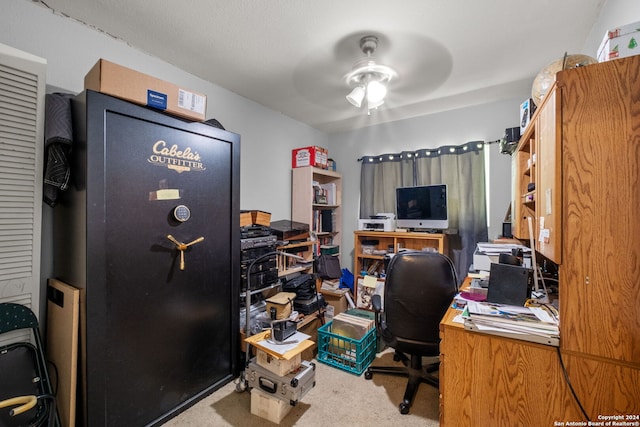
[{"left": 0, "top": 44, "right": 46, "bottom": 343}]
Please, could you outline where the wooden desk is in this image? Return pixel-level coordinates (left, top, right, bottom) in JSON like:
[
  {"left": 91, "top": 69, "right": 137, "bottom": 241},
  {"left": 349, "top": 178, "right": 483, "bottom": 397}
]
[
  {"left": 439, "top": 279, "right": 640, "bottom": 426},
  {"left": 440, "top": 310, "right": 583, "bottom": 425}
]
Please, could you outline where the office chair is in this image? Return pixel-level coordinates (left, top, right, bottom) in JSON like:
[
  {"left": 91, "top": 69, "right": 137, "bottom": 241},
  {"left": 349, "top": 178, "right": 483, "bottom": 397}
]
[
  {"left": 365, "top": 251, "right": 458, "bottom": 414},
  {"left": 0, "top": 303, "right": 60, "bottom": 427}
]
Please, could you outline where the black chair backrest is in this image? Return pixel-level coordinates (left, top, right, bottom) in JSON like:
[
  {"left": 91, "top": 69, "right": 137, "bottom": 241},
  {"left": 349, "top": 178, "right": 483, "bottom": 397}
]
[
  {"left": 0, "top": 303, "right": 39, "bottom": 335},
  {"left": 383, "top": 251, "right": 458, "bottom": 348}
]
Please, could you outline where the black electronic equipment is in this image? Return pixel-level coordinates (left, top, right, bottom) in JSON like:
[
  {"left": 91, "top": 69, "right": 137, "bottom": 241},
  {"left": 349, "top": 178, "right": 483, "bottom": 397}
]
[
  {"left": 502, "top": 222, "right": 513, "bottom": 238},
  {"left": 240, "top": 234, "right": 276, "bottom": 250},
  {"left": 282, "top": 274, "right": 316, "bottom": 300},
  {"left": 505, "top": 127, "right": 520, "bottom": 142},
  {"left": 269, "top": 220, "right": 310, "bottom": 242},
  {"left": 487, "top": 263, "right": 531, "bottom": 306},
  {"left": 272, "top": 320, "right": 297, "bottom": 342},
  {"left": 240, "top": 225, "right": 272, "bottom": 239},
  {"left": 240, "top": 235, "right": 278, "bottom": 291},
  {"left": 294, "top": 294, "right": 326, "bottom": 314}
]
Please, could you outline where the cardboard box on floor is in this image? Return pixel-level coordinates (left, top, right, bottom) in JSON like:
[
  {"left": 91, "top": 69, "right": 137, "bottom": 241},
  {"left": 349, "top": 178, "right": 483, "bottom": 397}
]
[
  {"left": 320, "top": 288, "right": 350, "bottom": 316},
  {"left": 84, "top": 59, "right": 207, "bottom": 121},
  {"left": 251, "top": 388, "right": 292, "bottom": 423}
]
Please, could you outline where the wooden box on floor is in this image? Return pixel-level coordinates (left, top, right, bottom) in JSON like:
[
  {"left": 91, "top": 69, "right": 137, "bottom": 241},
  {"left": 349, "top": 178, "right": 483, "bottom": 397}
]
[
  {"left": 251, "top": 388, "right": 292, "bottom": 424},
  {"left": 256, "top": 348, "right": 301, "bottom": 376}
]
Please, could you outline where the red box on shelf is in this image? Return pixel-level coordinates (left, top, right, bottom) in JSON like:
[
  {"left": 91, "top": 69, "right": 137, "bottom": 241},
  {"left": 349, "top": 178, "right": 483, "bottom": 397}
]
[{"left": 292, "top": 146, "right": 328, "bottom": 169}]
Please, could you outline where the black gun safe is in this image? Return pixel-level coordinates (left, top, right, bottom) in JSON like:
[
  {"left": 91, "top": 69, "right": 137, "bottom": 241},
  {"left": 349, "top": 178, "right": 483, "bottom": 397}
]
[{"left": 54, "top": 90, "right": 240, "bottom": 426}]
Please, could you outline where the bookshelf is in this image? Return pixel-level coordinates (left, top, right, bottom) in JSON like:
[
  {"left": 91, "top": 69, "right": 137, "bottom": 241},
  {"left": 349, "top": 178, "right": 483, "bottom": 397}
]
[
  {"left": 353, "top": 231, "right": 447, "bottom": 309},
  {"left": 291, "top": 166, "right": 342, "bottom": 257},
  {"left": 353, "top": 231, "right": 447, "bottom": 277},
  {"left": 276, "top": 240, "right": 314, "bottom": 277}
]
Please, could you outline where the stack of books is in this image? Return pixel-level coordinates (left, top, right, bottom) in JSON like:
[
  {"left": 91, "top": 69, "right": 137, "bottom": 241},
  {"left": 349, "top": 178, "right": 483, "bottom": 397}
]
[{"left": 462, "top": 300, "right": 559, "bottom": 346}]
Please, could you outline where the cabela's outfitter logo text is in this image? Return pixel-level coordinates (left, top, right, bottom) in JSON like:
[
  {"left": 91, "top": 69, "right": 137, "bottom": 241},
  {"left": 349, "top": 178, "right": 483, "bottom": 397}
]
[{"left": 148, "top": 140, "right": 206, "bottom": 173}]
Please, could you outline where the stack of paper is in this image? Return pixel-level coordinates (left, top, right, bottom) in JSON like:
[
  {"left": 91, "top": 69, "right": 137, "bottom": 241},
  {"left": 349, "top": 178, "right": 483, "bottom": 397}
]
[
  {"left": 472, "top": 242, "right": 528, "bottom": 272},
  {"left": 462, "top": 300, "right": 559, "bottom": 346}
]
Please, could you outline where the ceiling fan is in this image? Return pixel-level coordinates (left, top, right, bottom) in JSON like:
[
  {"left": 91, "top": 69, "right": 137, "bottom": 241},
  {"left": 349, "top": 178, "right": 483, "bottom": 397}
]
[{"left": 344, "top": 35, "right": 398, "bottom": 115}]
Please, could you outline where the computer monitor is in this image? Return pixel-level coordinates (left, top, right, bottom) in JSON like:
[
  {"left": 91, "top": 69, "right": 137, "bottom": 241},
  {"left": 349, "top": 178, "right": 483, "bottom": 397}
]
[{"left": 395, "top": 184, "right": 449, "bottom": 231}]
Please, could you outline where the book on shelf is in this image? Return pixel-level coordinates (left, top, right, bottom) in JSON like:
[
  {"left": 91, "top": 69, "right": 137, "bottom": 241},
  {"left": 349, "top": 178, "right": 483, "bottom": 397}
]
[
  {"left": 320, "top": 244, "right": 339, "bottom": 255},
  {"left": 320, "top": 182, "right": 337, "bottom": 205},
  {"left": 366, "top": 260, "right": 381, "bottom": 275},
  {"left": 320, "top": 209, "right": 335, "bottom": 233},
  {"left": 314, "top": 187, "right": 328, "bottom": 204}
]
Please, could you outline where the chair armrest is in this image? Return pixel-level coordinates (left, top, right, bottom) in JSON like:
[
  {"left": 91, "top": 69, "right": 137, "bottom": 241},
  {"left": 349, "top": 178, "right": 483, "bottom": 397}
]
[{"left": 372, "top": 294, "right": 382, "bottom": 312}]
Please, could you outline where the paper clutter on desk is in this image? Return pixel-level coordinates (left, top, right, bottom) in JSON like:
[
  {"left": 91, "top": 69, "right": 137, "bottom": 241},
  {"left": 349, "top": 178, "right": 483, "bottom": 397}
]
[{"left": 453, "top": 291, "right": 487, "bottom": 309}]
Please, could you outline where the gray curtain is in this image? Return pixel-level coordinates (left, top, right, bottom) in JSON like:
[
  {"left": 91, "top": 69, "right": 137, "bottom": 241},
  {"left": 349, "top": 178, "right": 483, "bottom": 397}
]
[{"left": 359, "top": 142, "right": 488, "bottom": 281}]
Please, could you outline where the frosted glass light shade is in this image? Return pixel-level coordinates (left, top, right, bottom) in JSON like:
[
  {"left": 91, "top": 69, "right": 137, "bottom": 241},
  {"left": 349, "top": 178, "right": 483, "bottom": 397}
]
[
  {"left": 346, "top": 86, "right": 365, "bottom": 108},
  {"left": 366, "top": 80, "right": 387, "bottom": 104}
]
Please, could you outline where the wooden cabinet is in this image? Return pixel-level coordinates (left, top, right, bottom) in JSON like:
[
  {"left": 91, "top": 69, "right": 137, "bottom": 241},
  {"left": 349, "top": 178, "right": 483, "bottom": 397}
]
[
  {"left": 512, "top": 83, "right": 562, "bottom": 263},
  {"left": 353, "top": 231, "right": 447, "bottom": 277},
  {"left": 448, "top": 55, "right": 640, "bottom": 426},
  {"left": 292, "top": 166, "right": 342, "bottom": 256},
  {"left": 440, "top": 309, "right": 584, "bottom": 426},
  {"left": 557, "top": 55, "right": 640, "bottom": 366}
]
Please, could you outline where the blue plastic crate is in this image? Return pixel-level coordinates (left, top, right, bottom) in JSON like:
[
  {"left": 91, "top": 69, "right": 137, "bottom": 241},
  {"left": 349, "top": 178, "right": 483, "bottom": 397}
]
[{"left": 317, "top": 321, "right": 376, "bottom": 375}]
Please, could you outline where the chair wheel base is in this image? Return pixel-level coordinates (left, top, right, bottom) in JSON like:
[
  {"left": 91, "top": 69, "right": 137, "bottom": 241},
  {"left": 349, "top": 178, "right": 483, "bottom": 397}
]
[
  {"left": 364, "top": 370, "right": 373, "bottom": 380},
  {"left": 399, "top": 402, "right": 410, "bottom": 414}
]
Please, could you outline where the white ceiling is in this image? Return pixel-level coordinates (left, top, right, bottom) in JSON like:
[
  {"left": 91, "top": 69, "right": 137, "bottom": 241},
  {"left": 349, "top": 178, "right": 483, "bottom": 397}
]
[{"left": 36, "top": 0, "right": 605, "bottom": 133}]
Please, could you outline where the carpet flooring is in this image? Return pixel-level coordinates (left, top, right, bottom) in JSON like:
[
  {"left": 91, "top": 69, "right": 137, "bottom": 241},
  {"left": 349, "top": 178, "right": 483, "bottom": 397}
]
[{"left": 162, "top": 350, "right": 440, "bottom": 426}]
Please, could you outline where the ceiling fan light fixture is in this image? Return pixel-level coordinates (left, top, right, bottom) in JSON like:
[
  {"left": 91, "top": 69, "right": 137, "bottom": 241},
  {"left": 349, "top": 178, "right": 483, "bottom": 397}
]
[
  {"left": 366, "top": 80, "right": 387, "bottom": 104},
  {"left": 366, "top": 98, "right": 384, "bottom": 115},
  {"left": 344, "top": 35, "right": 397, "bottom": 113},
  {"left": 346, "top": 86, "right": 365, "bottom": 108}
]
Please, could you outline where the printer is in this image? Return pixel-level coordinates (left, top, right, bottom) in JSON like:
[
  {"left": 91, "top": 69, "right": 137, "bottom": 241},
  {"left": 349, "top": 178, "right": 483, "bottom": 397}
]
[{"left": 358, "top": 213, "right": 396, "bottom": 232}]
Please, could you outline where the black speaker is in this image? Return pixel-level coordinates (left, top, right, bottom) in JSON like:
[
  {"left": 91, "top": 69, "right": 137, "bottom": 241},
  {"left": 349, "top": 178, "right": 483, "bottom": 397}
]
[
  {"left": 502, "top": 222, "right": 512, "bottom": 238},
  {"left": 505, "top": 127, "right": 520, "bottom": 142},
  {"left": 487, "top": 263, "right": 531, "bottom": 306}
]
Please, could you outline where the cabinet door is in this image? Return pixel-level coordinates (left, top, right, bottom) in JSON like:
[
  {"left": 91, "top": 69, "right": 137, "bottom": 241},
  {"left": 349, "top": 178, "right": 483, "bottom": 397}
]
[
  {"left": 535, "top": 88, "right": 561, "bottom": 263},
  {"left": 559, "top": 56, "right": 640, "bottom": 364}
]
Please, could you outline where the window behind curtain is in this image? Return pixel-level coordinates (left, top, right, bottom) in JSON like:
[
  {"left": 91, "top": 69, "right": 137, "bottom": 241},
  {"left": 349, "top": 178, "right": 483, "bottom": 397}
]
[{"left": 359, "top": 142, "right": 488, "bottom": 280}]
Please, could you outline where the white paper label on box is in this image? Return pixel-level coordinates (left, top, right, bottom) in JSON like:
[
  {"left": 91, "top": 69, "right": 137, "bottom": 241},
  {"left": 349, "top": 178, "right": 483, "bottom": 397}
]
[{"left": 178, "top": 89, "right": 206, "bottom": 114}]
